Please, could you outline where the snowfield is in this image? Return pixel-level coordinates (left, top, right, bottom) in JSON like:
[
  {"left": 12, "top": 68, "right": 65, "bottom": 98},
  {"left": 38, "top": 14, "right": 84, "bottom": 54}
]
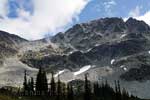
[
  {"left": 123, "top": 67, "right": 127, "bottom": 71},
  {"left": 111, "top": 59, "right": 115, "bottom": 65},
  {"left": 73, "top": 65, "right": 92, "bottom": 76},
  {"left": 54, "top": 70, "right": 66, "bottom": 77},
  {"left": 120, "top": 34, "right": 127, "bottom": 39},
  {"left": 148, "top": 51, "right": 150, "bottom": 54},
  {"left": 120, "top": 65, "right": 127, "bottom": 71},
  {"left": 120, "top": 65, "right": 125, "bottom": 68}
]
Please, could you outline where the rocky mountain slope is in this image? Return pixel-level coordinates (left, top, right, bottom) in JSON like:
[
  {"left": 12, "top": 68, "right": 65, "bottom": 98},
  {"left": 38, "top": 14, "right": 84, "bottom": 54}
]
[
  {"left": 1, "top": 17, "right": 150, "bottom": 98},
  {"left": 0, "top": 31, "right": 27, "bottom": 64},
  {"left": 21, "top": 17, "right": 150, "bottom": 77}
]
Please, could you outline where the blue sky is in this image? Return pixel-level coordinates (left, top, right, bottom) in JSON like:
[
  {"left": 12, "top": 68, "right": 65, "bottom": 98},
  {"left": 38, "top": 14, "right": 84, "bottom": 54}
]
[
  {"left": 0, "top": 0, "right": 150, "bottom": 40},
  {"left": 7, "top": 0, "right": 34, "bottom": 18},
  {"left": 78, "top": 0, "right": 150, "bottom": 23}
]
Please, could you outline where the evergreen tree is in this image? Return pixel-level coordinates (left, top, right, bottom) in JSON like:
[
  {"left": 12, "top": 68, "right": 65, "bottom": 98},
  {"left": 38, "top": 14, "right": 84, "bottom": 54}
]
[
  {"left": 28, "top": 78, "right": 31, "bottom": 90},
  {"left": 42, "top": 71, "right": 48, "bottom": 94},
  {"left": 117, "top": 80, "right": 121, "bottom": 94},
  {"left": 93, "top": 82, "right": 99, "bottom": 97},
  {"left": 56, "top": 75, "right": 62, "bottom": 100},
  {"left": 115, "top": 80, "right": 118, "bottom": 93},
  {"left": 36, "top": 67, "right": 42, "bottom": 95},
  {"left": 84, "top": 74, "right": 91, "bottom": 100},
  {"left": 122, "top": 88, "right": 129, "bottom": 100},
  {"left": 114, "top": 80, "right": 122, "bottom": 100},
  {"left": 23, "top": 70, "right": 28, "bottom": 95},
  {"left": 27, "top": 78, "right": 32, "bottom": 95},
  {"left": 50, "top": 72, "right": 56, "bottom": 96},
  {"left": 67, "top": 84, "right": 74, "bottom": 100},
  {"left": 62, "top": 83, "right": 66, "bottom": 99},
  {"left": 30, "top": 77, "right": 34, "bottom": 95},
  {"left": 36, "top": 67, "right": 48, "bottom": 95},
  {"left": 117, "top": 80, "right": 122, "bottom": 100}
]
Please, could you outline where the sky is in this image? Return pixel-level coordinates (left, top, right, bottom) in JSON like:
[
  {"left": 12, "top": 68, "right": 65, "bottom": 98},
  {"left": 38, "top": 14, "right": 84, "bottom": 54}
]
[{"left": 0, "top": 0, "right": 150, "bottom": 40}]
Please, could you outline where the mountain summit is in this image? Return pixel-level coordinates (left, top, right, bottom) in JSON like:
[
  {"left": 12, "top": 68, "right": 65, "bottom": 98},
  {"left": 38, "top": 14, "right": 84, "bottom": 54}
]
[{"left": 0, "top": 17, "right": 150, "bottom": 98}]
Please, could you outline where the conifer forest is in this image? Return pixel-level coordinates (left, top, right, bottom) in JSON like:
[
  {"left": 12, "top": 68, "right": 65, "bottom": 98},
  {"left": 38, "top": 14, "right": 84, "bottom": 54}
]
[{"left": 0, "top": 67, "right": 146, "bottom": 100}]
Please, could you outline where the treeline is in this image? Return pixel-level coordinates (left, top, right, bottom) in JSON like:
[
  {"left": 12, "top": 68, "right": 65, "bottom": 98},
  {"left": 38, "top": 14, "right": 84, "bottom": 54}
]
[{"left": 0, "top": 67, "right": 141, "bottom": 100}]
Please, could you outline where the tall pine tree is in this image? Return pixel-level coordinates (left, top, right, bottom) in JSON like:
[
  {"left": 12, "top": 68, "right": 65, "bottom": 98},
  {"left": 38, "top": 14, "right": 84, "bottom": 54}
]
[
  {"left": 67, "top": 84, "right": 74, "bottom": 100},
  {"left": 50, "top": 72, "right": 56, "bottom": 96},
  {"left": 84, "top": 73, "right": 91, "bottom": 100},
  {"left": 30, "top": 77, "right": 34, "bottom": 95},
  {"left": 23, "top": 70, "right": 28, "bottom": 95},
  {"left": 56, "top": 75, "right": 62, "bottom": 100},
  {"left": 36, "top": 67, "right": 48, "bottom": 95}
]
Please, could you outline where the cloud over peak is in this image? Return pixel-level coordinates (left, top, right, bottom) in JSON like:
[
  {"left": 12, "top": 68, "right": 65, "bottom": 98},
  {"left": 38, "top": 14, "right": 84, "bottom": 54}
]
[
  {"left": 0, "top": 0, "right": 90, "bottom": 40},
  {"left": 127, "top": 6, "right": 150, "bottom": 26},
  {"left": 129, "top": 6, "right": 142, "bottom": 17}
]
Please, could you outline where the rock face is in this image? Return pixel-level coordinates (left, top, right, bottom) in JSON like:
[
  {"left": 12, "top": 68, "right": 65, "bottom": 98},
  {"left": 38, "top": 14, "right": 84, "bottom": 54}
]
[
  {"left": 126, "top": 17, "right": 150, "bottom": 33},
  {"left": 0, "top": 30, "right": 27, "bottom": 60},
  {"left": 51, "top": 17, "right": 150, "bottom": 51},
  {"left": 1, "top": 17, "right": 150, "bottom": 98},
  {"left": 21, "top": 17, "right": 150, "bottom": 79}
]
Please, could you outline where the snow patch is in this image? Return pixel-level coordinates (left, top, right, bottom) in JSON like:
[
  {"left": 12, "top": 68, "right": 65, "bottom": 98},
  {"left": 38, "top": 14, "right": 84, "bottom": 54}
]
[
  {"left": 120, "top": 65, "right": 125, "bottom": 68},
  {"left": 120, "top": 34, "right": 127, "bottom": 39},
  {"left": 123, "top": 67, "right": 127, "bottom": 71},
  {"left": 87, "top": 48, "right": 92, "bottom": 52},
  {"left": 111, "top": 59, "right": 115, "bottom": 65},
  {"left": 54, "top": 70, "right": 65, "bottom": 77},
  {"left": 95, "top": 44, "right": 99, "bottom": 47},
  {"left": 74, "top": 65, "right": 92, "bottom": 76},
  {"left": 69, "top": 51, "right": 74, "bottom": 54},
  {"left": 120, "top": 65, "right": 127, "bottom": 71},
  {"left": 148, "top": 51, "right": 150, "bottom": 54}
]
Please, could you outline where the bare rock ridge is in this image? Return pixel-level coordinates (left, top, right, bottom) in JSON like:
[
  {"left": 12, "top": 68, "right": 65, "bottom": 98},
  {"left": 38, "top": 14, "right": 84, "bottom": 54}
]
[
  {"left": 0, "top": 31, "right": 27, "bottom": 61},
  {"left": 21, "top": 17, "right": 150, "bottom": 77}
]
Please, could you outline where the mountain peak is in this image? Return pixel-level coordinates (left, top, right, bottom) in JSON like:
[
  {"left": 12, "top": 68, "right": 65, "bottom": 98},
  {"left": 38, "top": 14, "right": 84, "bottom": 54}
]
[
  {"left": 126, "top": 17, "right": 150, "bottom": 33},
  {"left": 126, "top": 17, "right": 136, "bottom": 22}
]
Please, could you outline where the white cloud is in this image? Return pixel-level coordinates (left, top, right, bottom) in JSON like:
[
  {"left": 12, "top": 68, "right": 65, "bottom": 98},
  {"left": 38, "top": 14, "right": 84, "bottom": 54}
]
[
  {"left": 103, "top": 0, "right": 116, "bottom": 16},
  {"left": 0, "top": 0, "right": 8, "bottom": 17},
  {"left": 129, "top": 6, "right": 142, "bottom": 17},
  {"left": 0, "top": 0, "right": 90, "bottom": 40},
  {"left": 127, "top": 6, "right": 150, "bottom": 25},
  {"left": 134, "top": 11, "right": 150, "bottom": 25},
  {"left": 104, "top": 0, "right": 116, "bottom": 6}
]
